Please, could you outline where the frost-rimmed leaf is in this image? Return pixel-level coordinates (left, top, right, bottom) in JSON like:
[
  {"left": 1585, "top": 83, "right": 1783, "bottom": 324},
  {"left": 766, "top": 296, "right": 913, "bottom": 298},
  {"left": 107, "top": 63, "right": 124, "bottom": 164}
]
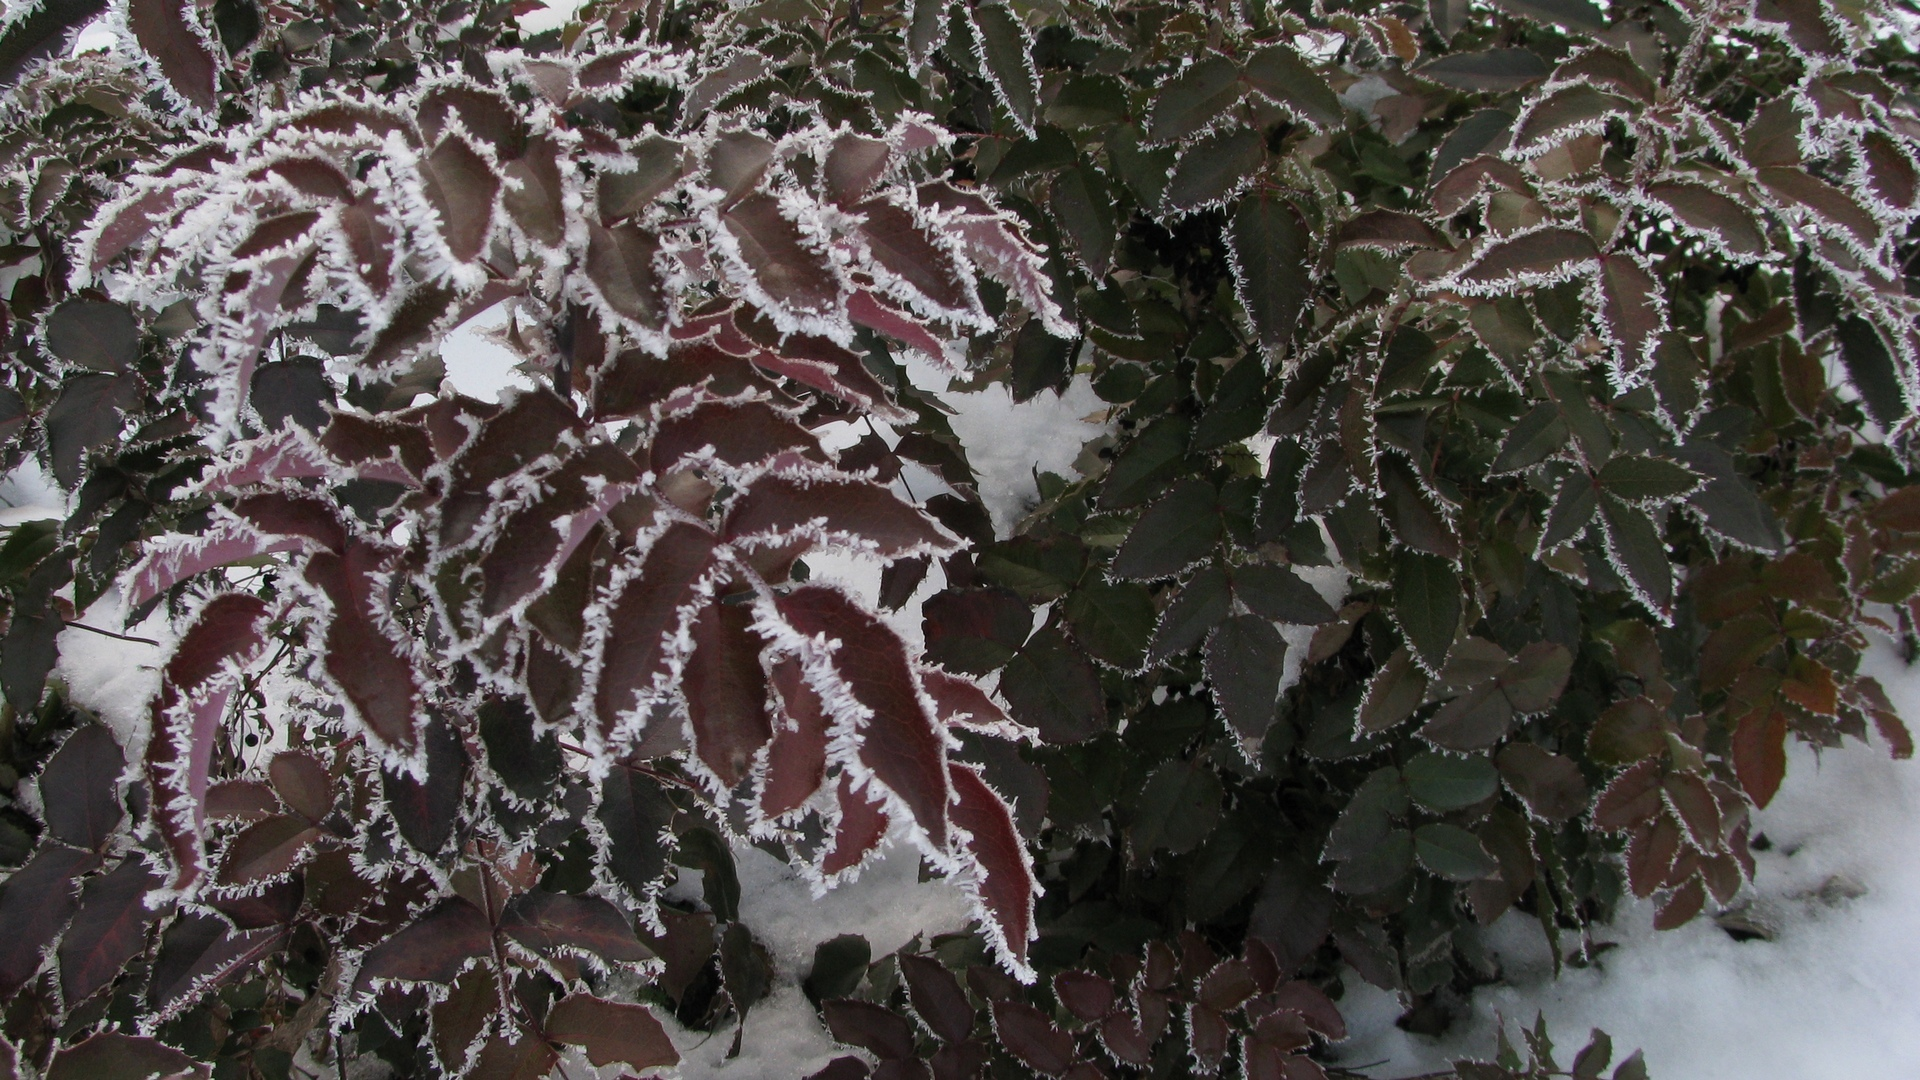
[
  {"left": 950, "top": 761, "right": 1039, "bottom": 982},
  {"left": 1446, "top": 226, "right": 1599, "bottom": 293},
  {"left": 777, "top": 585, "right": 953, "bottom": 849},
  {"left": 1145, "top": 55, "right": 1244, "bottom": 145},
  {"left": 590, "top": 522, "right": 717, "bottom": 741},
  {"left": 1163, "top": 128, "right": 1264, "bottom": 216},
  {"left": 58, "top": 859, "right": 164, "bottom": 1006},
  {"left": 0, "top": 843, "right": 100, "bottom": 998},
  {"left": 1111, "top": 479, "right": 1220, "bottom": 581},
  {"left": 725, "top": 472, "right": 959, "bottom": 560},
  {"left": 303, "top": 541, "right": 424, "bottom": 753},
  {"left": 1226, "top": 193, "right": 1311, "bottom": 355},
  {"left": 39, "top": 724, "right": 125, "bottom": 850},
  {"left": 1241, "top": 45, "right": 1343, "bottom": 128},
  {"left": 1596, "top": 494, "right": 1674, "bottom": 620},
  {"left": 126, "top": 0, "right": 219, "bottom": 113},
  {"left": 1205, "top": 615, "right": 1288, "bottom": 749},
  {"left": 967, "top": 3, "right": 1041, "bottom": 136},
  {"left": 1416, "top": 48, "right": 1550, "bottom": 93},
  {"left": 1594, "top": 253, "right": 1666, "bottom": 385},
  {"left": 1390, "top": 553, "right": 1460, "bottom": 675},
  {"left": 545, "top": 994, "right": 680, "bottom": 1071},
  {"left": 354, "top": 898, "right": 494, "bottom": 989}
]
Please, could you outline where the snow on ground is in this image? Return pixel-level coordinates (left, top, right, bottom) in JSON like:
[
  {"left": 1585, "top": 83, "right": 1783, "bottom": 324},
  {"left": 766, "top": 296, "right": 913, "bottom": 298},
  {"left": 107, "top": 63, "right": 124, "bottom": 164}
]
[{"left": 1335, "top": 636, "right": 1920, "bottom": 1080}]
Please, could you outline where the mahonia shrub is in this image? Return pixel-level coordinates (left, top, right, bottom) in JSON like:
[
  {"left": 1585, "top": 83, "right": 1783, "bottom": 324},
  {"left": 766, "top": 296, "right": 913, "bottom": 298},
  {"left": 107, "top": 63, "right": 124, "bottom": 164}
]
[{"left": 0, "top": 0, "right": 1916, "bottom": 1077}]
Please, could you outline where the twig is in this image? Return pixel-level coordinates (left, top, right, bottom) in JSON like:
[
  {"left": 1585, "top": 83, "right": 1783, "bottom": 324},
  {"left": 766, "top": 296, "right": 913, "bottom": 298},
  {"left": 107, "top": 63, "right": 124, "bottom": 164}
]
[{"left": 60, "top": 619, "right": 161, "bottom": 646}]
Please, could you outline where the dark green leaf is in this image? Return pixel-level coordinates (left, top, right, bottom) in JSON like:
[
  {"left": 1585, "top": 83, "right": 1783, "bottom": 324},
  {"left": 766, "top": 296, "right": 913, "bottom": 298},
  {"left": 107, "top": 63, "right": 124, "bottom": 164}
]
[
  {"left": 1204, "top": 614, "right": 1288, "bottom": 745},
  {"left": 1837, "top": 317, "right": 1907, "bottom": 429},
  {"left": 596, "top": 768, "right": 675, "bottom": 902},
  {"left": 1129, "top": 757, "right": 1221, "bottom": 856},
  {"left": 1226, "top": 193, "right": 1311, "bottom": 354},
  {"left": 803, "top": 934, "right": 871, "bottom": 1005},
  {"left": 1417, "top": 48, "right": 1551, "bottom": 92},
  {"left": 1414, "top": 823, "right": 1499, "bottom": 881},
  {"left": 1596, "top": 494, "right": 1672, "bottom": 616},
  {"left": 1594, "top": 455, "right": 1701, "bottom": 503},
  {"left": 1148, "top": 565, "right": 1231, "bottom": 664},
  {"left": 1233, "top": 564, "right": 1335, "bottom": 624},
  {"left": 1000, "top": 627, "right": 1107, "bottom": 743},
  {"left": 1063, "top": 580, "right": 1156, "bottom": 670},
  {"left": 1145, "top": 55, "right": 1244, "bottom": 144},
  {"left": 1493, "top": 403, "right": 1567, "bottom": 473},
  {"left": 1539, "top": 471, "right": 1598, "bottom": 553},
  {"left": 1112, "top": 478, "right": 1220, "bottom": 580},
  {"left": 1403, "top": 752, "right": 1499, "bottom": 812},
  {"left": 970, "top": 3, "right": 1039, "bottom": 134},
  {"left": 1049, "top": 163, "right": 1116, "bottom": 276},
  {"left": 1163, "top": 127, "right": 1263, "bottom": 215},
  {"left": 1241, "top": 45, "right": 1343, "bottom": 127},
  {"left": 45, "top": 301, "right": 139, "bottom": 372},
  {"left": 1391, "top": 552, "right": 1460, "bottom": 674}
]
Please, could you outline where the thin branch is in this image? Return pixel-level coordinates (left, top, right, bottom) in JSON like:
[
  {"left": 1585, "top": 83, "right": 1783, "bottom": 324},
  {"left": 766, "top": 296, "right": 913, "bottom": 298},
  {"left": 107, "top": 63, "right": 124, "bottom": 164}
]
[{"left": 60, "top": 619, "right": 161, "bottom": 646}]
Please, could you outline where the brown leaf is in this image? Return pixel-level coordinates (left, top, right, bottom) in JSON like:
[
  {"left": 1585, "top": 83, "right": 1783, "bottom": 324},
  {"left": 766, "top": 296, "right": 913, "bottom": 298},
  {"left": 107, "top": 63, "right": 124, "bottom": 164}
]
[
  {"left": 1732, "top": 706, "right": 1789, "bottom": 808},
  {"left": 1593, "top": 759, "right": 1664, "bottom": 831},
  {"left": 761, "top": 661, "right": 831, "bottom": 818},
  {"left": 725, "top": 474, "right": 958, "bottom": 559}
]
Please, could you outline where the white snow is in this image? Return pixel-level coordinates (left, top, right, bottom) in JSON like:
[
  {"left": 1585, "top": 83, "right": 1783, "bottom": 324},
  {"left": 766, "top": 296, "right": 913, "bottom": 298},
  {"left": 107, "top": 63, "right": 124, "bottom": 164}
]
[{"left": 1334, "top": 636, "right": 1920, "bottom": 1080}]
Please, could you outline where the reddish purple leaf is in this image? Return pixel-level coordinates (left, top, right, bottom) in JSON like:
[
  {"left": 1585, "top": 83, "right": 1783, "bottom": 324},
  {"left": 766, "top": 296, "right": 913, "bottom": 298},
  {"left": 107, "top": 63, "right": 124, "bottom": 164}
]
[
  {"left": 857, "top": 197, "right": 973, "bottom": 313},
  {"left": 1189, "top": 1003, "right": 1230, "bottom": 1073},
  {"left": 500, "top": 890, "right": 654, "bottom": 965},
  {"left": 899, "top": 953, "right": 975, "bottom": 1044},
  {"left": 422, "top": 135, "right": 500, "bottom": 263},
  {"left": 204, "top": 779, "right": 277, "bottom": 821},
  {"left": 1596, "top": 253, "right": 1663, "bottom": 377},
  {"left": 822, "top": 775, "right": 890, "bottom": 877},
  {"left": 544, "top": 994, "right": 680, "bottom": 1070},
  {"left": 761, "top": 660, "right": 830, "bottom": 818},
  {"left": 779, "top": 586, "right": 951, "bottom": 848},
  {"left": 848, "top": 289, "right": 953, "bottom": 369},
  {"left": 724, "top": 192, "right": 840, "bottom": 313},
  {"left": 1055, "top": 970, "right": 1116, "bottom": 1021},
  {"left": 726, "top": 473, "right": 958, "bottom": 559},
  {"left": 217, "top": 813, "right": 320, "bottom": 886},
  {"left": 684, "top": 599, "right": 773, "bottom": 788},
  {"left": 594, "top": 522, "right": 717, "bottom": 735},
  {"left": 148, "top": 917, "right": 283, "bottom": 1018},
  {"left": 124, "top": 525, "right": 310, "bottom": 610},
  {"left": 1593, "top": 760, "right": 1665, "bottom": 832},
  {"left": 1733, "top": 706, "right": 1789, "bottom": 808},
  {"left": 268, "top": 750, "right": 332, "bottom": 822},
  {"left": 147, "top": 594, "right": 270, "bottom": 889},
  {"left": 1453, "top": 226, "right": 1599, "bottom": 289},
  {"left": 654, "top": 400, "right": 822, "bottom": 471},
  {"left": 0, "top": 844, "right": 101, "bottom": 998},
  {"left": 39, "top": 725, "right": 124, "bottom": 850},
  {"left": 1267, "top": 980, "right": 1346, "bottom": 1039},
  {"left": 921, "top": 669, "right": 1015, "bottom": 732},
  {"left": 126, "top": 0, "right": 217, "bottom": 113},
  {"left": 58, "top": 859, "right": 165, "bottom": 1005},
  {"left": 991, "top": 999, "right": 1074, "bottom": 1077},
  {"left": 356, "top": 898, "right": 495, "bottom": 988},
  {"left": 950, "top": 762, "right": 1036, "bottom": 978},
  {"left": 304, "top": 542, "right": 422, "bottom": 751}
]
